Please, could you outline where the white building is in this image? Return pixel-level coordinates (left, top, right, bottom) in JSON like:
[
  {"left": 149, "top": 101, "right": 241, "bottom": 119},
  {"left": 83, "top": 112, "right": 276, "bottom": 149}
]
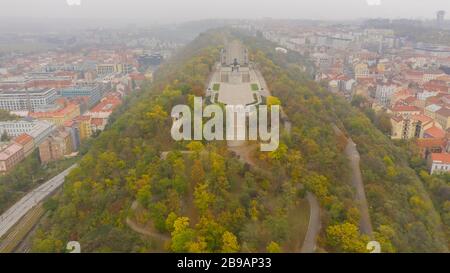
[
  {"left": 429, "top": 153, "right": 450, "bottom": 174},
  {"left": 0, "top": 120, "right": 55, "bottom": 145},
  {"left": 312, "top": 53, "right": 333, "bottom": 71},
  {"left": 0, "top": 121, "right": 38, "bottom": 137},
  {"left": 423, "top": 71, "right": 446, "bottom": 83},
  {"left": 27, "top": 120, "right": 56, "bottom": 146},
  {"left": 417, "top": 90, "right": 439, "bottom": 101},
  {"left": 375, "top": 84, "right": 398, "bottom": 107},
  {"left": 0, "top": 88, "right": 58, "bottom": 111}
]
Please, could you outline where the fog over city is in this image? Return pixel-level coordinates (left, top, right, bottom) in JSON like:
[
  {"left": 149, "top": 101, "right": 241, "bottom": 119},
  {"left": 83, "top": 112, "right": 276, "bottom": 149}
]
[{"left": 0, "top": 0, "right": 450, "bottom": 23}]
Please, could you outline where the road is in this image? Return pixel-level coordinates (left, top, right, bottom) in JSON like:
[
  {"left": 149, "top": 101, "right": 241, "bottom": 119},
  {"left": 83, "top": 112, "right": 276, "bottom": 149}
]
[
  {"left": 300, "top": 192, "right": 321, "bottom": 253},
  {"left": 344, "top": 138, "right": 373, "bottom": 236},
  {"left": 0, "top": 164, "right": 77, "bottom": 239}
]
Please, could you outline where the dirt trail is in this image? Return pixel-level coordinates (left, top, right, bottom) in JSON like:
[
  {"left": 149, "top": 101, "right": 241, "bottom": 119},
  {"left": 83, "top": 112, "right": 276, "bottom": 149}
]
[{"left": 126, "top": 201, "right": 170, "bottom": 242}]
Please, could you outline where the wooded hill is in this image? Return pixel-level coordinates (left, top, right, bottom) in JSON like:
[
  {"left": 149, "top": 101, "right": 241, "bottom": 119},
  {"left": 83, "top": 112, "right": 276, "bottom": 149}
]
[{"left": 31, "top": 29, "right": 448, "bottom": 253}]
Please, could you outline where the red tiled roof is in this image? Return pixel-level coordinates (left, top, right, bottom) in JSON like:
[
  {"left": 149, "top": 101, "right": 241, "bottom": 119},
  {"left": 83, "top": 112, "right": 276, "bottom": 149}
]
[
  {"left": 90, "top": 96, "right": 121, "bottom": 113},
  {"left": 130, "top": 73, "right": 145, "bottom": 81},
  {"left": 392, "top": 105, "right": 420, "bottom": 112},
  {"left": 423, "top": 82, "right": 448, "bottom": 92},
  {"left": 431, "top": 153, "right": 450, "bottom": 164},
  {"left": 64, "top": 120, "right": 75, "bottom": 127},
  {"left": 404, "top": 96, "right": 417, "bottom": 104},
  {"left": 91, "top": 118, "right": 104, "bottom": 126},
  {"left": 411, "top": 114, "right": 433, "bottom": 123},
  {"left": 74, "top": 115, "right": 91, "bottom": 121},
  {"left": 396, "top": 88, "right": 414, "bottom": 96},
  {"left": 405, "top": 70, "right": 424, "bottom": 76},
  {"left": 391, "top": 115, "right": 404, "bottom": 122},
  {"left": 30, "top": 102, "right": 79, "bottom": 118},
  {"left": 13, "top": 133, "right": 33, "bottom": 146},
  {"left": 416, "top": 138, "right": 447, "bottom": 148},
  {"left": 426, "top": 96, "right": 442, "bottom": 105},
  {"left": 436, "top": 107, "right": 450, "bottom": 118},
  {"left": 425, "top": 126, "right": 446, "bottom": 139}
]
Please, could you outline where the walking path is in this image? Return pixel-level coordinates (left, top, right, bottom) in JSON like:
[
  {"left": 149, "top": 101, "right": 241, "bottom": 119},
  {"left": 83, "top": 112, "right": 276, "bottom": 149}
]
[
  {"left": 344, "top": 138, "right": 373, "bottom": 236},
  {"left": 333, "top": 125, "right": 373, "bottom": 236},
  {"left": 126, "top": 201, "right": 170, "bottom": 242},
  {"left": 300, "top": 192, "right": 321, "bottom": 253}
]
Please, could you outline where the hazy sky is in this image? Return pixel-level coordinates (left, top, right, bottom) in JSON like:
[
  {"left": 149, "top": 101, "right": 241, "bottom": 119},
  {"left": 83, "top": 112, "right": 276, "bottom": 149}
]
[{"left": 1, "top": 0, "right": 450, "bottom": 23}]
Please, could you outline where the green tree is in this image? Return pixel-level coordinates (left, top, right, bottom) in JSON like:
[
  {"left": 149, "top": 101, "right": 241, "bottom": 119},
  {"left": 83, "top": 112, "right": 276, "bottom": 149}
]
[{"left": 1, "top": 131, "right": 10, "bottom": 142}]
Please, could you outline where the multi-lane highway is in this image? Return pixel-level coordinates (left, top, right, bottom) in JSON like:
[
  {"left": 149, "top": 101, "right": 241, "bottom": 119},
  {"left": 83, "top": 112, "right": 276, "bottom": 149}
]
[{"left": 0, "top": 164, "right": 77, "bottom": 239}]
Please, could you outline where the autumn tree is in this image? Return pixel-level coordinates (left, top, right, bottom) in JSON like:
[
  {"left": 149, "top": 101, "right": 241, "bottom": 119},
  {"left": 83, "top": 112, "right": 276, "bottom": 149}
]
[
  {"left": 191, "top": 159, "right": 205, "bottom": 185},
  {"left": 302, "top": 173, "right": 330, "bottom": 202},
  {"left": 194, "top": 183, "right": 215, "bottom": 215},
  {"left": 221, "top": 231, "right": 240, "bottom": 253},
  {"left": 266, "top": 241, "right": 282, "bottom": 253},
  {"left": 267, "top": 96, "right": 281, "bottom": 107},
  {"left": 326, "top": 222, "right": 367, "bottom": 253},
  {"left": 170, "top": 217, "right": 196, "bottom": 252}
]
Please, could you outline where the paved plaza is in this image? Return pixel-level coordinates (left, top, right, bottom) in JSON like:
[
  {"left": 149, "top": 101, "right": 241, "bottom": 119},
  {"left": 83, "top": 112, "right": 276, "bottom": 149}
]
[{"left": 205, "top": 40, "right": 268, "bottom": 147}]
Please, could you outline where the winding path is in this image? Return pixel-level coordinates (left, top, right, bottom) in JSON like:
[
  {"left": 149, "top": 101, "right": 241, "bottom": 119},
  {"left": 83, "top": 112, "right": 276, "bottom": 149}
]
[
  {"left": 126, "top": 201, "right": 170, "bottom": 242},
  {"left": 333, "top": 124, "right": 373, "bottom": 236},
  {"left": 344, "top": 138, "right": 373, "bottom": 236},
  {"left": 300, "top": 192, "right": 321, "bottom": 253}
]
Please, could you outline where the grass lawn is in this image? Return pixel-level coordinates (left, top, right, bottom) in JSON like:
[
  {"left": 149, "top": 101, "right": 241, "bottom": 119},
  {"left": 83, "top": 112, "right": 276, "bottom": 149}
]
[
  {"left": 251, "top": 83, "right": 259, "bottom": 91},
  {"left": 213, "top": 83, "right": 220, "bottom": 91}
]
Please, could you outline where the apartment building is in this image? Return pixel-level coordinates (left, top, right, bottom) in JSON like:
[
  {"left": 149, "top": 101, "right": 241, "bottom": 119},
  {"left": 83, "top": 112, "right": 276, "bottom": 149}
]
[
  {"left": 0, "top": 120, "right": 38, "bottom": 137},
  {"left": 390, "top": 114, "right": 435, "bottom": 139},
  {"left": 0, "top": 88, "right": 59, "bottom": 111},
  {"left": 96, "top": 63, "right": 132, "bottom": 75},
  {"left": 375, "top": 84, "right": 398, "bottom": 107},
  {"left": 0, "top": 143, "right": 24, "bottom": 173},
  {"left": 60, "top": 84, "right": 104, "bottom": 108},
  {"left": 354, "top": 63, "right": 369, "bottom": 80},
  {"left": 435, "top": 107, "right": 450, "bottom": 130},
  {"left": 39, "top": 129, "right": 73, "bottom": 164},
  {"left": 13, "top": 133, "right": 34, "bottom": 157},
  {"left": 429, "top": 153, "right": 450, "bottom": 174},
  {"left": 0, "top": 120, "right": 55, "bottom": 145},
  {"left": 74, "top": 115, "right": 92, "bottom": 141},
  {"left": 27, "top": 120, "right": 56, "bottom": 146},
  {"left": 30, "top": 102, "right": 81, "bottom": 126}
]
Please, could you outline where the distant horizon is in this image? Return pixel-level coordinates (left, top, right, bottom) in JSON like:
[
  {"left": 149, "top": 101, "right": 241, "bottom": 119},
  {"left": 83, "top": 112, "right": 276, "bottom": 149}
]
[
  {"left": 0, "top": 0, "right": 449, "bottom": 24},
  {"left": 0, "top": 15, "right": 448, "bottom": 28}
]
